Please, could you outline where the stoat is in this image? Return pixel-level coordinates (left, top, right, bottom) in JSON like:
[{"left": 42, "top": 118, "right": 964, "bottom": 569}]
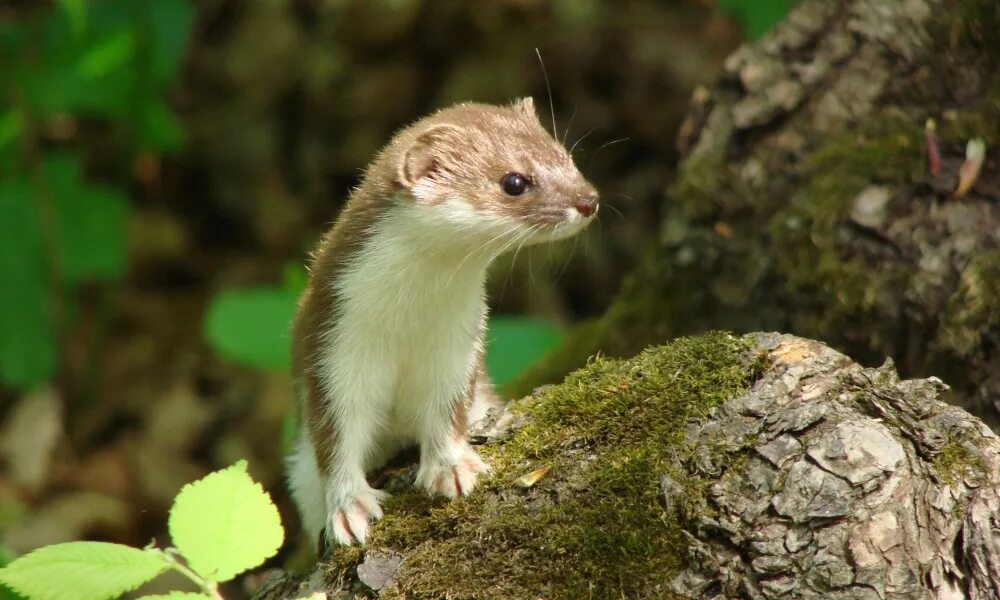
[{"left": 287, "top": 98, "right": 598, "bottom": 548}]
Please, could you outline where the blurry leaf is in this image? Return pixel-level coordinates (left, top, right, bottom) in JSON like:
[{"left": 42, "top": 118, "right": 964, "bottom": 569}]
[
  {"left": 718, "top": 0, "right": 796, "bottom": 39},
  {"left": 486, "top": 316, "right": 563, "bottom": 388},
  {"left": 137, "top": 100, "right": 185, "bottom": 152},
  {"left": 76, "top": 30, "right": 134, "bottom": 79},
  {"left": 139, "top": 594, "right": 212, "bottom": 600},
  {"left": 1, "top": 492, "right": 129, "bottom": 556},
  {"left": 282, "top": 263, "right": 309, "bottom": 296},
  {"left": 204, "top": 287, "right": 297, "bottom": 371},
  {"left": 55, "top": 0, "right": 87, "bottom": 38},
  {"left": 43, "top": 153, "right": 128, "bottom": 283},
  {"left": 0, "top": 180, "right": 56, "bottom": 390},
  {"left": 168, "top": 461, "right": 284, "bottom": 583},
  {"left": 143, "top": 0, "right": 195, "bottom": 85},
  {"left": 0, "top": 387, "right": 62, "bottom": 492},
  {"left": 0, "top": 110, "right": 23, "bottom": 152},
  {"left": 0, "top": 542, "right": 168, "bottom": 600}
]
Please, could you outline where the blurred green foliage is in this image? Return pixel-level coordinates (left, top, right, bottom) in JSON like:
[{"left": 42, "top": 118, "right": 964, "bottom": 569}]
[
  {"left": 0, "top": 0, "right": 193, "bottom": 391},
  {"left": 719, "top": 0, "right": 796, "bottom": 39},
  {"left": 204, "top": 266, "right": 307, "bottom": 372},
  {"left": 486, "top": 316, "right": 563, "bottom": 390}
]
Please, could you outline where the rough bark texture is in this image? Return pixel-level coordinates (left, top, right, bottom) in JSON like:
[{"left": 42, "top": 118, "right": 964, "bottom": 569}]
[
  {"left": 672, "top": 334, "right": 1000, "bottom": 599},
  {"left": 255, "top": 333, "right": 1000, "bottom": 600},
  {"left": 515, "top": 0, "right": 1000, "bottom": 427}
]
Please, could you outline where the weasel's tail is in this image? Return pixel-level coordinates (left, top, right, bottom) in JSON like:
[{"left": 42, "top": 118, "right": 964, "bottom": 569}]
[{"left": 287, "top": 432, "right": 327, "bottom": 549}]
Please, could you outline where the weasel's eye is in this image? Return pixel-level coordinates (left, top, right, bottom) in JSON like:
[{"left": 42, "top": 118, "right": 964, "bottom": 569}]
[{"left": 500, "top": 172, "right": 531, "bottom": 196}]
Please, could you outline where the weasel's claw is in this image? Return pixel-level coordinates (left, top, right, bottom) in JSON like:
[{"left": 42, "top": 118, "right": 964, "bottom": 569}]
[
  {"left": 417, "top": 445, "right": 490, "bottom": 499},
  {"left": 325, "top": 487, "right": 388, "bottom": 547}
]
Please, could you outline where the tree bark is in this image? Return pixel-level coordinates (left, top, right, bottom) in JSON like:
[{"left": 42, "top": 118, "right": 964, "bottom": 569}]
[
  {"left": 515, "top": 0, "right": 1000, "bottom": 427},
  {"left": 255, "top": 333, "right": 1000, "bottom": 599}
]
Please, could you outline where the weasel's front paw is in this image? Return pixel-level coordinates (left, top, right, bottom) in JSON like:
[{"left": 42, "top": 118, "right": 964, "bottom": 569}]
[
  {"left": 325, "top": 483, "right": 388, "bottom": 546},
  {"left": 415, "top": 444, "right": 490, "bottom": 499}
]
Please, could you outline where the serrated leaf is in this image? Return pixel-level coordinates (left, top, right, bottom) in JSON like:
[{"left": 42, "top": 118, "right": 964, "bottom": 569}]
[
  {"left": 0, "top": 547, "right": 26, "bottom": 600},
  {"left": 169, "top": 461, "right": 283, "bottom": 583},
  {"left": 0, "top": 542, "right": 168, "bottom": 600},
  {"left": 0, "top": 180, "right": 56, "bottom": 390},
  {"left": 486, "top": 316, "right": 563, "bottom": 388},
  {"left": 204, "top": 287, "right": 297, "bottom": 371},
  {"left": 138, "top": 594, "right": 212, "bottom": 600}
]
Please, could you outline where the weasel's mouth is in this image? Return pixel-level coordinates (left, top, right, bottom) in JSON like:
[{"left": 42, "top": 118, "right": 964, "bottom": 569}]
[{"left": 524, "top": 207, "right": 594, "bottom": 242}]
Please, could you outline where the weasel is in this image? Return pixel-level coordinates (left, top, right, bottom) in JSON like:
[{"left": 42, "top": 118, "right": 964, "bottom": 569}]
[{"left": 287, "top": 97, "right": 598, "bottom": 548}]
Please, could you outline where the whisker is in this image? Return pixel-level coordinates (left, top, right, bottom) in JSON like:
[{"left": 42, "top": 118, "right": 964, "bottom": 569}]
[
  {"left": 500, "top": 224, "right": 541, "bottom": 301},
  {"left": 593, "top": 137, "right": 629, "bottom": 156},
  {"left": 569, "top": 127, "right": 596, "bottom": 155},
  {"left": 535, "top": 47, "right": 558, "bottom": 140},
  {"left": 562, "top": 105, "right": 578, "bottom": 147},
  {"left": 554, "top": 235, "right": 580, "bottom": 282},
  {"left": 600, "top": 202, "right": 623, "bottom": 219},
  {"left": 446, "top": 224, "right": 519, "bottom": 286}
]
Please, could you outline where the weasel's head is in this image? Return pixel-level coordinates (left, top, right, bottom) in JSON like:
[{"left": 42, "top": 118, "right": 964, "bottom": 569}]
[{"left": 391, "top": 98, "right": 599, "bottom": 244}]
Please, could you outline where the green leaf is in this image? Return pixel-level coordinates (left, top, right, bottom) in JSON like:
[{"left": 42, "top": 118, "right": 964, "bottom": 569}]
[
  {"left": 168, "top": 461, "right": 283, "bottom": 583},
  {"left": 137, "top": 99, "right": 185, "bottom": 152},
  {"left": 0, "top": 547, "right": 26, "bottom": 600},
  {"left": 204, "top": 287, "right": 297, "bottom": 371},
  {"left": 0, "top": 180, "right": 56, "bottom": 390},
  {"left": 718, "top": 0, "right": 796, "bottom": 39},
  {"left": 43, "top": 154, "right": 128, "bottom": 284},
  {"left": 0, "top": 542, "right": 169, "bottom": 600},
  {"left": 55, "top": 0, "right": 87, "bottom": 37},
  {"left": 486, "top": 316, "right": 563, "bottom": 388},
  {"left": 138, "top": 594, "right": 212, "bottom": 600},
  {"left": 143, "top": 0, "right": 196, "bottom": 85},
  {"left": 282, "top": 263, "right": 308, "bottom": 297},
  {"left": 76, "top": 30, "right": 135, "bottom": 80},
  {"left": 0, "top": 110, "right": 23, "bottom": 151}
]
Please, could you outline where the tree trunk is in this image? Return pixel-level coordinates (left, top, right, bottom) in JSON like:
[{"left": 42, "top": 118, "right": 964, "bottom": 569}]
[
  {"left": 514, "top": 0, "right": 1000, "bottom": 428},
  {"left": 255, "top": 332, "right": 1000, "bottom": 599}
]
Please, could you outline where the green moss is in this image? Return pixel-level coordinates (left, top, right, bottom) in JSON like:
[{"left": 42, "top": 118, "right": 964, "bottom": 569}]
[
  {"left": 328, "top": 332, "right": 759, "bottom": 599},
  {"left": 767, "top": 115, "right": 924, "bottom": 348},
  {"left": 938, "top": 250, "right": 1000, "bottom": 356},
  {"left": 931, "top": 439, "right": 989, "bottom": 486}
]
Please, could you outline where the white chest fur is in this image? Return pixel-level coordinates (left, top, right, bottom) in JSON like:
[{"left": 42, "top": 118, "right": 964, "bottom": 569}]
[{"left": 317, "top": 204, "right": 491, "bottom": 469}]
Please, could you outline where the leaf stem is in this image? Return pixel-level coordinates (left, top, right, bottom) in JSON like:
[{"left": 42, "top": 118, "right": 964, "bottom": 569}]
[{"left": 149, "top": 547, "right": 224, "bottom": 600}]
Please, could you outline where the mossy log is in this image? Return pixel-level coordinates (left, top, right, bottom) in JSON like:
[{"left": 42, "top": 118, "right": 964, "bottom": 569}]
[
  {"left": 514, "top": 0, "right": 1000, "bottom": 426},
  {"left": 256, "top": 333, "right": 1000, "bottom": 599}
]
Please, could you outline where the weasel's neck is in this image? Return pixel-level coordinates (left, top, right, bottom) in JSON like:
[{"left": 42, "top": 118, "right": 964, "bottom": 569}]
[{"left": 335, "top": 203, "right": 496, "bottom": 301}]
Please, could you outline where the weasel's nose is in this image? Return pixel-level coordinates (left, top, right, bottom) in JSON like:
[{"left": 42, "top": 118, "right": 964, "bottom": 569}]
[{"left": 575, "top": 194, "right": 599, "bottom": 217}]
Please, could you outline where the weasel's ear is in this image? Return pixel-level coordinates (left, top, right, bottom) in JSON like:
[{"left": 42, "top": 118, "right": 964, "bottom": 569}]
[
  {"left": 398, "top": 124, "right": 463, "bottom": 188},
  {"left": 513, "top": 97, "right": 536, "bottom": 120}
]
